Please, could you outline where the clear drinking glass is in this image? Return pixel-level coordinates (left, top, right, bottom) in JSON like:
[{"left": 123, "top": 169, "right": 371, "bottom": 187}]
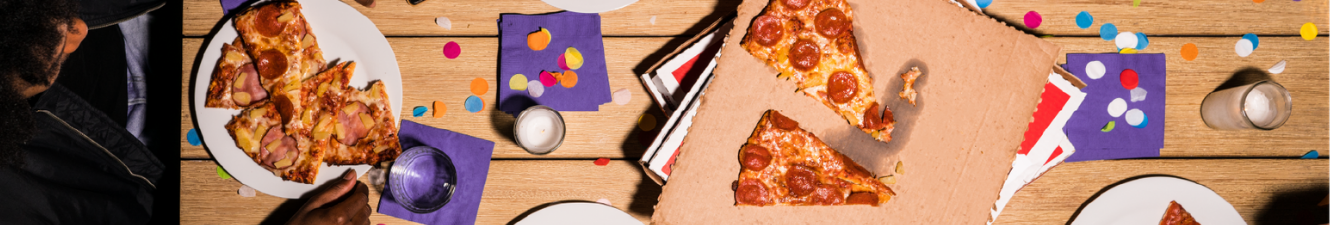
[{"left": 1200, "top": 80, "right": 1292, "bottom": 130}]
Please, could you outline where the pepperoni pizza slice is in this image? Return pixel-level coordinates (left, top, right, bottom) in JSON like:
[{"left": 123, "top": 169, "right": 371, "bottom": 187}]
[
  {"left": 205, "top": 38, "right": 268, "bottom": 109},
  {"left": 225, "top": 102, "right": 325, "bottom": 184},
  {"left": 735, "top": 110, "right": 894, "bottom": 206},
  {"left": 1159, "top": 201, "right": 1201, "bottom": 225},
  {"left": 741, "top": 0, "right": 895, "bottom": 143},
  {"left": 233, "top": 0, "right": 324, "bottom": 100}
]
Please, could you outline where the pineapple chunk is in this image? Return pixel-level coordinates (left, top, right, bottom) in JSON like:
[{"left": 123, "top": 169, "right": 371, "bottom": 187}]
[
  {"left": 265, "top": 137, "right": 283, "bottom": 151},
  {"left": 342, "top": 104, "right": 360, "bottom": 114},
  {"left": 334, "top": 121, "right": 346, "bottom": 139},
  {"left": 233, "top": 92, "right": 251, "bottom": 105},
  {"left": 250, "top": 108, "right": 268, "bottom": 119},
  {"left": 359, "top": 113, "right": 374, "bottom": 129},
  {"left": 301, "top": 110, "right": 312, "bottom": 126},
  {"left": 273, "top": 156, "right": 293, "bottom": 168},
  {"left": 301, "top": 34, "right": 314, "bottom": 49},
  {"left": 373, "top": 145, "right": 389, "bottom": 153},
  {"left": 225, "top": 51, "right": 245, "bottom": 62},
  {"left": 236, "top": 128, "right": 254, "bottom": 153},
  {"left": 276, "top": 12, "right": 294, "bottom": 23},
  {"left": 232, "top": 72, "right": 246, "bottom": 88},
  {"left": 316, "top": 83, "right": 329, "bottom": 97},
  {"left": 313, "top": 114, "right": 333, "bottom": 140}
]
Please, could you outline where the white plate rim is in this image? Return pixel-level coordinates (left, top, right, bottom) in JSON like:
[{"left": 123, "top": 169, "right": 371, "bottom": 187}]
[
  {"left": 1070, "top": 176, "right": 1246, "bottom": 225},
  {"left": 513, "top": 202, "right": 643, "bottom": 225}
]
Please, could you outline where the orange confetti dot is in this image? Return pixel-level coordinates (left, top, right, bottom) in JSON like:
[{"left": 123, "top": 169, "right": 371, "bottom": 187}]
[
  {"left": 1252, "top": 0, "right": 1264, "bottom": 3},
  {"left": 433, "top": 101, "right": 446, "bottom": 118},
  {"left": 527, "top": 28, "right": 551, "bottom": 51},
  {"left": 560, "top": 70, "right": 579, "bottom": 88},
  {"left": 470, "top": 77, "right": 488, "bottom": 96},
  {"left": 1180, "top": 43, "right": 1198, "bottom": 61}
]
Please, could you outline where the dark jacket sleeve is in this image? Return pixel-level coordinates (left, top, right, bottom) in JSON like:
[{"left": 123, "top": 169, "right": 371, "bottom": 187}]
[{"left": 77, "top": 0, "right": 166, "bottom": 29}]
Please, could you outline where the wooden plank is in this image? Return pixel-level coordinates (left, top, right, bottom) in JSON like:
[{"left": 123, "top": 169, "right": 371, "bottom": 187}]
[
  {"left": 981, "top": 0, "right": 1328, "bottom": 36},
  {"left": 183, "top": 0, "right": 739, "bottom": 37},
  {"left": 997, "top": 159, "right": 1328, "bottom": 224},
  {"left": 181, "top": 160, "right": 657, "bottom": 225}
]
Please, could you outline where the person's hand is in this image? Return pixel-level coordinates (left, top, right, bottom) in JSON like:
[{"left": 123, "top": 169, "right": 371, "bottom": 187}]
[{"left": 286, "top": 169, "right": 371, "bottom": 225}]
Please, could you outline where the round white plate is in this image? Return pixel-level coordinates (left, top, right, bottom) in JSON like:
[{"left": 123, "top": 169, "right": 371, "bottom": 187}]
[
  {"left": 540, "top": 0, "right": 638, "bottom": 13},
  {"left": 514, "top": 202, "right": 643, "bottom": 225},
  {"left": 192, "top": 0, "right": 402, "bottom": 199},
  {"left": 1070, "top": 176, "right": 1246, "bottom": 225}
]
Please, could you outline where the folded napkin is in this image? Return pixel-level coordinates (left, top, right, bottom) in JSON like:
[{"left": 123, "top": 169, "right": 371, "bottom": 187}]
[
  {"left": 219, "top": 0, "right": 247, "bottom": 15},
  {"left": 378, "top": 120, "right": 495, "bottom": 225},
  {"left": 497, "top": 12, "right": 613, "bottom": 115},
  {"left": 1061, "top": 53, "right": 1166, "bottom": 162}
]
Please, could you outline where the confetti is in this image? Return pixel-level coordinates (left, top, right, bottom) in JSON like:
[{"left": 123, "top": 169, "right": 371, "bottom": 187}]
[
  {"left": 1132, "top": 0, "right": 1140, "bottom": 7},
  {"left": 433, "top": 101, "right": 447, "bottom": 118},
  {"left": 1235, "top": 39, "right": 1254, "bottom": 57},
  {"left": 464, "top": 95, "right": 484, "bottom": 113},
  {"left": 539, "top": 71, "right": 557, "bottom": 87},
  {"left": 443, "top": 41, "right": 461, "bottom": 59},
  {"left": 527, "top": 28, "right": 551, "bottom": 51},
  {"left": 1108, "top": 98, "right": 1127, "bottom": 118},
  {"left": 412, "top": 106, "right": 428, "bottom": 117},
  {"left": 1180, "top": 43, "right": 1198, "bottom": 61},
  {"left": 1130, "top": 87, "right": 1148, "bottom": 102},
  {"left": 1100, "top": 23, "right": 1118, "bottom": 40},
  {"left": 1125, "top": 108, "right": 1147, "bottom": 128},
  {"left": 217, "top": 166, "right": 232, "bottom": 179},
  {"left": 1085, "top": 60, "right": 1107, "bottom": 79},
  {"left": 559, "top": 70, "right": 579, "bottom": 88},
  {"left": 187, "top": 128, "right": 201, "bottom": 146},
  {"left": 1115, "top": 32, "right": 1137, "bottom": 50},
  {"left": 1135, "top": 32, "right": 1150, "bottom": 50},
  {"left": 1242, "top": 33, "right": 1260, "bottom": 49},
  {"left": 1101, "top": 121, "right": 1116, "bottom": 132},
  {"left": 238, "top": 185, "right": 256, "bottom": 197},
  {"left": 564, "top": 47, "right": 584, "bottom": 70},
  {"left": 527, "top": 80, "right": 545, "bottom": 97},
  {"left": 1023, "top": 11, "right": 1042, "bottom": 29},
  {"left": 1301, "top": 23, "right": 1318, "bottom": 40},
  {"left": 1268, "top": 60, "right": 1287, "bottom": 74},
  {"left": 1252, "top": 0, "right": 1264, "bottom": 3},
  {"left": 557, "top": 54, "right": 570, "bottom": 71},
  {"left": 612, "top": 88, "right": 631, "bottom": 105},
  {"left": 1120, "top": 69, "right": 1139, "bottom": 89},
  {"left": 510, "top": 74, "right": 529, "bottom": 90},
  {"left": 976, "top": 0, "right": 992, "bottom": 8},
  {"left": 470, "top": 77, "right": 488, "bottom": 96},
  {"left": 1119, "top": 48, "right": 1138, "bottom": 54},
  {"left": 1075, "top": 11, "right": 1093, "bottom": 29},
  {"left": 638, "top": 114, "right": 657, "bottom": 131},
  {"left": 597, "top": 198, "right": 612, "bottom": 205},
  {"left": 649, "top": 15, "right": 657, "bottom": 25},
  {"left": 594, "top": 158, "right": 611, "bottom": 166},
  {"left": 435, "top": 16, "right": 452, "bottom": 30},
  {"left": 1301, "top": 150, "right": 1319, "bottom": 159}
]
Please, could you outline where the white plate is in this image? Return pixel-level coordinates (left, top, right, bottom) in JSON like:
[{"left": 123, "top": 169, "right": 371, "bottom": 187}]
[
  {"left": 192, "top": 0, "right": 402, "bottom": 199},
  {"left": 540, "top": 0, "right": 638, "bottom": 13},
  {"left": 514, "top": 202, "right": 643, "bottom": 225},
  {"left": 1071, "top": 176, "right": 1246, "bottom": 225}
]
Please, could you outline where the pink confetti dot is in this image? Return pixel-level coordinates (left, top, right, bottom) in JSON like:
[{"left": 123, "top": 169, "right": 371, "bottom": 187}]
[
  {"left": 1024, "top": 11, "right": 1042, "bottom": 29},
  {"left": 443, "top": 41, "right": 461, "bottom": 59},
  {"left": 557, "top": 54, "right": 571, "bottom": 70},
  {"left": 539, "top": 71, "right": 557, "bottom": 87}
]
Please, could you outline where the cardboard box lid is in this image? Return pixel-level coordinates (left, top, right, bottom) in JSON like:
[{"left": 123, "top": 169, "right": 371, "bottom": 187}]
[{"left": 652, "top": 0, "right": 1060, "bottom": 223}]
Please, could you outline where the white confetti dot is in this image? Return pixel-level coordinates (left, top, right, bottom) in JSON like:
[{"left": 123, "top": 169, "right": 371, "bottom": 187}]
[
  {"left": 238, "top": 185, "right": 256, "bottom": 197},
  {"left": 1235, "top": 39, "right": 1253, "bottom": 57},
  {"left": 1130, "top": 87, "right": 1147, "bottom": 102},
  {"left": 1115, "top": 32, "right": 1137, "bottom": 50},
  {"left": 1107, "top": 98, "right": 1127, "bottom": 118},
  {"left": 649, "top": 16, "right": 657, "bottom": 25},
  {"left": 527, "top": 80, "right": 545, "bottom": 98},
  {"left": 1085, "top": 61, "right": 1106, "bottom": 80},
  {"left": 612, "top": 88, "right": 632, "bottom": 105},
  {"left": 596, "top": 198, "right": 612, "bottom": 205},
  {"left": 435, "top": 17, "right": 452, "bottom": 30},
  {"left": 1124, "top": 108, "right": 1145, "bottom": 127},
  {"left": 1268, "top": 60, "right": 1286, "bottom": 74}
]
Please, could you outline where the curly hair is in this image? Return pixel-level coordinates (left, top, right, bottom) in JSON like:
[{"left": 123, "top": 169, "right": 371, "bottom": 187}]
[{"left": 0, "top": 0, "right": 78, "bottom": 168}]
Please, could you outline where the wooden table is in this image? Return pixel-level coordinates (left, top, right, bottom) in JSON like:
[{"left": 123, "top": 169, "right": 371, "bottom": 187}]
[{"left": 181, "top": 0, "right": 1328, "bottom": 224}]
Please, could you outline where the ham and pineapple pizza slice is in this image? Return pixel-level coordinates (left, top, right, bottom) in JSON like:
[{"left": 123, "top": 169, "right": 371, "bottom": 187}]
[
  {"left": 225, "top": 102, "right": 325, "bottom": 184},
  {"left": 233, "top": 0, "right": 325, "bottom": 96},
  {"left": 741, "top": 0, "right": 895, "bottom": 143},
  {"left": 322, "top": 80, "right": 402, "bottom": 165},
  {"left": 205, "top": 38, "right": 267, "bottom": 109},
  {"left": 735, "top": 110, "right": 894, "bottom": 206}
]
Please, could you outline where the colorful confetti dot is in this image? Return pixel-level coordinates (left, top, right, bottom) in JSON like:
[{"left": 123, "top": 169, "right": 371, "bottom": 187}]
[
  {"left": 1235, "top": 39, "right": 1254, "bottom": 57},
  {"left": 1135, "top": 32, "right": 1150, "bottom": 50},
  {"left": 528, "top": 28, "right": 551, "bottom": 51},
  {"left": 1125, "top": 108, "right": 1147, "bottom": 128},
  {"left": 1242, "top": 33, "right": 1260, "bottom": 49},
  {"left": 509, "top": 74, "right": 529, "bottom": 90},
  {"left": 217, "top": 166, "right": 232, "bottom": 180},
  {"left": 976, "top": 0, "right": 992, "bottom": 8},
  {"left": 412, "top": 106, "right": 428, "bottom": 117},
  {"left": 1132, "top": 0, "right": 1140, "bottom": 7},
  {"left": 1301, "top": 150, "right": 1319, "bottom": 159},
  {"left": 539, "top": 71, "right": 557, "bottom": 87},
  {"left": 433, "top": 101, "right": 447, "bottom": 118},
  {"left": 435, "top": 16, "right": 452, "bottom": 30},
  {"left": 1100, "top": 23, "right": 1118, "bottom": 40},
  {"left": 470, "top": 77, "right": 489, "bottom": 96},
  {"left": 1301, "top": 23, "right": 1318, "bottom": 41},
  {"left": 559, "top": 70, "right": 579, "bottom": 88},
  {"left": 1101, "top": 121, "right": 1116, "bottom": 132},
  {"left": 612, "top": 88, "right": 632, "bottom": 105},
  {"left": 1268, "top": 60, "right": 1287, "bottom": 74},
  {"left": 596, "top": 198, "right": 612, "bottom": 205},
  {"left": 649, "top": 15, "right": 657, "bottom": 25},
  {"left": 443, "top": 41, "right": 461, "bottom": 59},
  {"left": 1108, "top": 98, "right": 1127, "bottom": 118},
  {"left": 1180, "top": 43, "right": 1198, "bottom": 61},
  {"left": 638, "top": 114, "right": 657, "bottom": 131},
  {"left": 464, "top": 95, "right": 484, "bottom": 113},
  {"left": 527, "top": 80, "right": 545, "bottom": 97},
  {"left": 238, "top": 185, "right": 256, "bottom": 197},
  {"left": 1252, "top": 0, "right": 1264, "bottom": 3},
  {"left": 1115, "top": 32, "right": 1137, "bottom": 50},
  {"left": 187, "top": 128, "right": 201, "bottom": 146},
  {"left": 558, "top": 54, "right": 571, "bottom": 71},
  {"left": 1023, "top": 11, "right": 1042, "bottom": 29},
  {"left": 1119, "top": 48, "right": 1138, "bottom": 54},
  {"left": 564, "top": 47, "right": 584, "bottom": 70},
  {"left": 1130, "top": 87, "right": 1148, "bottom": 102},
  {"left": 1120, "top": 69, "right": 1139, "bottom": 89},
  {"left": 594, "top": 158, "right": 611, "bottom": 166},
  {"left": 1085, "top": 60, "right": 1106, "bottom": 80},
  {"left": 1075, "top": 11, "right": 1093, "bottom": 29}
]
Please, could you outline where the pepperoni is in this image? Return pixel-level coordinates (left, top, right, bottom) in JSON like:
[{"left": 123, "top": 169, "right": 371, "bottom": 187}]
[
  {"left": 785, "top": 166, "right": 817, "bottom": 197},
  {"left": 827, "top": 71, "right": 858, "bottom": 104},
  {"left": 770, "top": 110, "right": 799, "bottom": 130},
  {"left": 782, "top": 0, "right": 809, "bottom": 10},
  {"left": 736, "top": 179, "right": 770, "bottom": 205},
  {"left": 789, "top": 40, "right": 820, "bottom": 71},
  {"left": 750, "top": 15, "right": 784, "bottom": 47},
  {"left": 815, "top": 8, "right": 851, "bottom": 38},
  {"left": 882, "top": 105, "right": 895, "bottom": 124},
  {"left": 862, "top": 103, "right": 882, "bottom": 129},
  {"left": 254, "top": 5, "right": 285, "bottom": 37},
  {"left": 741, "top": 145, "right": 772, "bottom": 171},
  {"left": 809, "top": 185, "right": 844, "bottom": 205},
  {"left": 846, "top": 192, "right": 879, "bottom": 206},
  {"left": 273, "top": 94, "right": 296, "bottom": 125},
  {"left": 255, "top": 50, "right": 287, "bottom": 80}
]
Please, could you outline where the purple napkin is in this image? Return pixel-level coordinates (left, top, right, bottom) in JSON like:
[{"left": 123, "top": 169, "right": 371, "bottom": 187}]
[
  {"left": 378, "top": 120, "right": 494, "bottom": 225},
  {"left": 219, "top": 0, "right": 247, "bottom": 15},
  {"left": 1062, "top": 54, "right": 1166, "bottom": 162},
  {"left": 497, "top": 12, "right": 613, "bottom": 115}
]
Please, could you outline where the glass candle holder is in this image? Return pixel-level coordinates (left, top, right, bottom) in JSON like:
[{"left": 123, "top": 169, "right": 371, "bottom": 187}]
[
  {"left": 514, "top": 105, "right": 566, "bottom": 155},
  {"left": 1200, "top": 80, "right": 1292, "bottom": 130}
]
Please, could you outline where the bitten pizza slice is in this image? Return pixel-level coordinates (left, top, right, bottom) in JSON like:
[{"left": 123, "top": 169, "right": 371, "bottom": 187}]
[
  {"left": 321, "top": 80, "right": 403, "bottom": 165},
  {"left": 233, "top": 0, "right": 324, "bottom": 97},
  {"left": 205, "top": 38, "right": 267, "bottom": 109},
  {"left": 735, "top": 110, "right": 894, "bottom": 206},
  {"left": 1159, "top": 201, "right": 1201, "bottom": 225},
  {"left": 225, "top": 102, "right": 325, "bottom": 184},
  {"left": 740, "top": 0, "right": 895, "bottom": 143}
]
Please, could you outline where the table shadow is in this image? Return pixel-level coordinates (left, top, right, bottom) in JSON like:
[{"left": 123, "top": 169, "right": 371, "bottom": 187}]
[
  {"left": 1252, "top": 183, "right": 1329, "bottom": 225},
  {"left": 1212, "top": 67, "right": 1271, "bottom": 92}
]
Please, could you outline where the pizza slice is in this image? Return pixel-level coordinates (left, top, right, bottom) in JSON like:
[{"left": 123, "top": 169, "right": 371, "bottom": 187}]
[
  {"left": 205, "top": 38, "right": 268, "bottom": 109},
  {"left": 322, "top": 80, "right": 403, "bottom": 165},
  {"left": 225, "top": 102, "right": 325, "bottom": 184},
  {"left": 233, "top": 0, "right": 325, "bottom": 96},
  {"left": 740, "top": 0, "right": 895, "bottom": 143},
  {"left": 1159, "top": 201, "right": 1201, "bottom": 225},
  {"left": 735, "top": 110, "right": 894, "bottom": 206}
]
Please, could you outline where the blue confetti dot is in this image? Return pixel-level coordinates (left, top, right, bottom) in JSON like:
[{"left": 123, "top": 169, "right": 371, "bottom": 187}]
[
  {"left": 1100, "top": 23, "right": 1117, "bottom": 40},
  {"left": 1075, "top": 11, "right": 1093, "bottom": 29},
  {"left": 1301, "top": 150, "right": 1319, "bottom": 159},
  {"left": 1135, "top": 32, "right": 1150, "bottom": 50},
  {"left": 1130, "top": 113, "right": 1148, "bottom": 129},
  {"left": 412, "top": 106, "right": 428, "bottom": 117},
  {"left": 976, "top": 0, "right": 993, "bottom": 8},
  {"left": 464, "top": 95, "right": 483, "bottom": 113},
  {"left": 187, "top": 128, "right": 201, "bottom": 146},
  {"left": 1242, "top": 33, "right": 1259, "bottom": 49}
]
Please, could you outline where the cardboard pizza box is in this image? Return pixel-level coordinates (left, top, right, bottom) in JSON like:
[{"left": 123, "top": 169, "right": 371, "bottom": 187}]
[{"left": 651, "top": 0, "right": 1061, "bottom": 223}]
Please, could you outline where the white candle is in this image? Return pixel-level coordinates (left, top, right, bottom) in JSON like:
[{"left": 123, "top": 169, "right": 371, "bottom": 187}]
[
  {"left": 1244, "top": 89, "right": 1273, "bottom": 126},
  {"left": 515, "top": 106, "right": 565, "bottom": 155}
]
